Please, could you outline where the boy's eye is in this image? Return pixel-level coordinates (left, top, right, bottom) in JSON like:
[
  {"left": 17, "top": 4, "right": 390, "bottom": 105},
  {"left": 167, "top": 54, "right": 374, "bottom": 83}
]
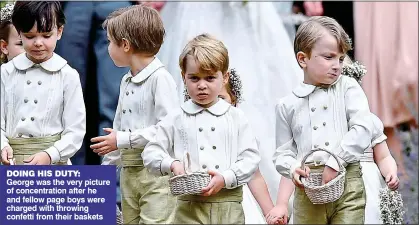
[
  {"left": 324, "top": 56, "right": 332, "bottom": 59},
  {"left": 189, "top": 76, "right": 198, "bottom": 81},
  {"left": 207, "top": 76, "right": 216, "bottom": 81}
]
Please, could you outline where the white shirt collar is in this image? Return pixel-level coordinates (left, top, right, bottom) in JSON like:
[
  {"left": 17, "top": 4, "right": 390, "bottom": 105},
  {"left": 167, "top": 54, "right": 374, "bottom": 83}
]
[
  {"left": 125, "top": 57, "right": 165, "bottom": 84},
  {"left": 12, "top": 52, "right": 67, "bottom": 72},
  {"left": 181, "top": 99, "right": 231, "bottom": 116},
  {"left": 292, "top": 75, "right": 343, "bottom": 98}
]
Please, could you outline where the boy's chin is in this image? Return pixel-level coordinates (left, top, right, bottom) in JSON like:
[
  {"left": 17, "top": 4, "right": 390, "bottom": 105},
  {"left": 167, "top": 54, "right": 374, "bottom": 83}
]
[{"left": 192, "top": 98, "right": 218, "bottom": 108}]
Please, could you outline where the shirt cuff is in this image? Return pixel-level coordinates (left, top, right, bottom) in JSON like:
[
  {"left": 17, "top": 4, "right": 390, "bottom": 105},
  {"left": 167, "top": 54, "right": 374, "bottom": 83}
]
[
  {"left": 372, "top": 133, "right": 387, "bottom": 147},
  {"left": 325, "top": 155, "right": 347, "bottom": 171},
  {"left": 221, "top": 169, "right": 237, "bottom": 189},
  {"left": 116, "top": 131, "right": 131, "bottom": 149},
  {"left": 160, "top": 156, "right": 177, "bottom": 176},
  {"left": 1, "top": 141, "right": 10, "bottom": 151},
  {"left": 44, "top": 146, "right": 61, "bottom": 164}
]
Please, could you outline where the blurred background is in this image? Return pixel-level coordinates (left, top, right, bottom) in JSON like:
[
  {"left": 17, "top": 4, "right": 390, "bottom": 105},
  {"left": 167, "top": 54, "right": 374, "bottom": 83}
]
[{"left": 1, "top": 1, "right": 417, "bottom": 223}]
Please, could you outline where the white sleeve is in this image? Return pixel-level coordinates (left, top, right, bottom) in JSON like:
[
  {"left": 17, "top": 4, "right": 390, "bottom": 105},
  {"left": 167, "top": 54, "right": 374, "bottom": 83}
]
[
  {"left": 1, "top": 65, "right": 10, "bottom": 151},
  {"left": 141, "top": 114, "right": 177, "bottom": 176},
  {"left": 273, "top": 101, "right": 299, "bottom": 179},
  {"left": 325, "top": 77, "right": 375, "bottom": 170},
  {"left": 44, "top": 68, "right": 86, "bottom": 163}
]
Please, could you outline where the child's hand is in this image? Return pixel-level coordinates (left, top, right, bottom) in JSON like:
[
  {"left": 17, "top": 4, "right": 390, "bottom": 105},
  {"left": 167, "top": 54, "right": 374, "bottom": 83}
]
[
  {"left": 265, "top": 203, "right": 288, "bottom": 224},
  {"left": 385, "top": 173, "right": 400, "bottom": 190},
  {"left": 322, "top": 166, "right": 338, "bottom": 185},
  {"left": 170, "top": 161, "right": 186, "bottom": 176},
  {"left": 1, "top": 146, "right": 14, "bottom": 165},
  {"left": 292, "top": 166, "right": 310, "bottom": 188},
  {"left": 201, "top": 170, "right": 225, "bottom": 196},
  {"left": 90, "top": 128, "right": 117, "bottom": 156},
  {"left": 24, "top": 152, "right": 51, "bottom": 165}
]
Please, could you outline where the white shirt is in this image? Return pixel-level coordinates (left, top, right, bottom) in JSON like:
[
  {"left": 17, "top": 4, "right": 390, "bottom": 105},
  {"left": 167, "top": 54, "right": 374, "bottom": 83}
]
[
  {"left": 273, "top": 75, "right": 380, "bottom": 178},
  {"left": 102, "top": 57, "right": 179, "bottom": 166},
  {"left": 1, "top": 53, "right": 86, "bottom": 163},
  {"left": 142, "top": 99, "right": 260, "bottom": 189}
]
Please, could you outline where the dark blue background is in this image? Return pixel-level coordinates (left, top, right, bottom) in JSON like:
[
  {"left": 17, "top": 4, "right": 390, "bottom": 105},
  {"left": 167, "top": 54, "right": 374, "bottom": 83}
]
[{"left": 0, "top": 166, "right": 116, "bottom": 225}]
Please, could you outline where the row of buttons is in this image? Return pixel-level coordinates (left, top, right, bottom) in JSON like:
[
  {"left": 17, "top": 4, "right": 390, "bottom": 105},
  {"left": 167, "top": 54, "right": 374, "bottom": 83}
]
[
  {"left": 122, "top": 109, "right": 133, "bottom": 114},
  {"left": 125, "top": 90, "right": 135, "bottom": 95},
  {"left": 199, "top": 127, "right": 215, "bottom": 132},
  {"left": 27, "top": 80, "right": 43, "bottom": 85}
]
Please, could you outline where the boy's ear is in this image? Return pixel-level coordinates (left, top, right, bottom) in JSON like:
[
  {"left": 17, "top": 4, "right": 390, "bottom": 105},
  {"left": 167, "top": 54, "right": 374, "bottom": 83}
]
[
  {"left": 296, "top": 51, "right": 308, "bottom": 68},
  {"left": 223, "top": 71, "right": 229, "bottom": 85},
  {"left": 56, "top": 26, "right": 64, "bottom": 40},
  {"left": 122, "top": 38, "right": 131, "bottom": 52},
  {"left": 0, "top": 39, "right": 9, "bottom": 56}
]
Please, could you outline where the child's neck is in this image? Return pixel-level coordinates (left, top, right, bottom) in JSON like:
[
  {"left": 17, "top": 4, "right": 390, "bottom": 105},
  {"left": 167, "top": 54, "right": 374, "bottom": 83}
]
[
  {"left": 129, "top": 54, "right": 155, "bottom": 76},
  {"left": 26, "top": 53, "right": 53, "bottom": 64},
  {"left": 193, "top": 98, "right": 219, "bottom": 109}
]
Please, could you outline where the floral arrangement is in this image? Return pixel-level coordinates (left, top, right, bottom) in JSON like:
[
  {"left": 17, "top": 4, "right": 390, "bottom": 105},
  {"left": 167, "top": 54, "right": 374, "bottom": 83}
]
[
  {"left": 341, "top": 60, "right": 367, "bottom": 84},
  {"left": 0, "top": 3, "right": 14, "bottom": 23},
  {"left": 116, "top": 204, "right": 123, "bottom": 225},
  {"left": 379, "top": 187, "right": 405, "bottom": 224}
]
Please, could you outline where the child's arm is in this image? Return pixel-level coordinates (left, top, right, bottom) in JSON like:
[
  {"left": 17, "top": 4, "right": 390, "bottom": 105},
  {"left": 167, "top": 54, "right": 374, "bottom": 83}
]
[
  {"left": 141, "top": 113, "right": 179, "bottom": 176},
  {"left": 115, "top": 71, "right": 179, "bottom": 150},
  {"left": 374, "top": 142, "right": 399, "bottom": 190},
  {"left": 222, "top": 111, "right": 260, "bottom": 189},
  {"left": 248, "top": 169, "right": 274, "bottom": 216},
  {"left": 325, "top": 78, "right": 376, "bottom": 172},
  {"left": 41, "top": 68, "right": 86, "bottom": 164},
  {"left": 266, "top": 177, "right": 294, "bottom": 224}
]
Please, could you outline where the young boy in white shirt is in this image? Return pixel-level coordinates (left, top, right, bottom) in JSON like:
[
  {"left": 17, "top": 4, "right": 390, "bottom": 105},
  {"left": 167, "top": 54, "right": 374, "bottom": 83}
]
[
  {"left": 89, "top": 5, "right": 179, "bottom": 224},
  {"left": 142, "top": 34, "right": 260, "bottom": 224}
]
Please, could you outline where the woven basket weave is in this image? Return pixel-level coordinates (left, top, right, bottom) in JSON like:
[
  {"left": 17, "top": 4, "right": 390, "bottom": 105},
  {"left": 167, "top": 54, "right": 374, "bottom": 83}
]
[
  {"left": 300, "top": 148, "right": 346, "bottom": 204},
  {"left": 169, "top": 152, "right": 211, "bottom": 196}
]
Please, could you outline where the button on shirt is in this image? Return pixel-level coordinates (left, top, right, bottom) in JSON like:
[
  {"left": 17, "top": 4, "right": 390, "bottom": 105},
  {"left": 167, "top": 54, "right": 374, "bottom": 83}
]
[
  {"left": 1, "top": 53, "right": 86, "bottom": 163},
  {"left": 273, "top": 75, "right": 381, "bottom": 178},
  {"left": 102, "top": 57, "right": 179, "bottom": 166},
  {"left": 142, "top": 99, "right": 260, "bottom": 189}
]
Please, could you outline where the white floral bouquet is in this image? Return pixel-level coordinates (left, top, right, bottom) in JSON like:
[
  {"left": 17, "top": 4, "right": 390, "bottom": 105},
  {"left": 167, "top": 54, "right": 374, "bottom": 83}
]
[
  {"left": 341, "top": 60, "right": 367, "bottom": 84},
  {"left": 379, "top": 187, "right": 405, "bottom": 224},
  {"left": 116, "top": 204, "right": 123, "bottom": 225}
]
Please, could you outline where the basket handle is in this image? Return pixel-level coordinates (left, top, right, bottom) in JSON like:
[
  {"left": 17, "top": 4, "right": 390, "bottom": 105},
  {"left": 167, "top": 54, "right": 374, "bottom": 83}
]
[
  {"left": 300, "top": 148, "right": 344, "bottom": 172},
  {"left": 183, "top": 152, "right": 192, "bottom": 175}
]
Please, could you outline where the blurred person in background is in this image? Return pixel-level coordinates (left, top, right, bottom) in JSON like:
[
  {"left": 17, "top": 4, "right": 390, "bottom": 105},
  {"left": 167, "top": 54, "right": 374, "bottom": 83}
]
[{"left": 354, "top": 2, "right": 418, "bottom": 181}]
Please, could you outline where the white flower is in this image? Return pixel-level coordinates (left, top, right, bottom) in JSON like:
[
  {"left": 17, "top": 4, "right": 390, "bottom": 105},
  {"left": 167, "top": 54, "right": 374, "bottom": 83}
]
[{"left": 379, "top": 187, "right": 405, "bottom": 224}]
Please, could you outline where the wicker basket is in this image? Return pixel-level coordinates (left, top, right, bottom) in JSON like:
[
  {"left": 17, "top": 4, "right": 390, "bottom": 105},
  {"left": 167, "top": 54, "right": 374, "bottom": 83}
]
[
  {"left": 169, "top": 152, "right": 211, "bottom": 196},
  {"left": 300, "top": 148, "right": 346, "bottom": 204}
]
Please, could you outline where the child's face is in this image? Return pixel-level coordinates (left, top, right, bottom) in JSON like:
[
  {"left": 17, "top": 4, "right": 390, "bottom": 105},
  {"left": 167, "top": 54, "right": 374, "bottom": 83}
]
[
  {"left": 183, "top": 55, "right": 226, "bottom": 108},
  {"left": 20, "top": 23, "right": 63, "bottom": 63},
  {"left": 298, "top": 31, "right": 345, "bottom": 86},
  {"left": 107, "top": 34, "right": 130, "bottom": 67},
  {"left": 0, "top": 25, "right": 24, "bottom": 61}
]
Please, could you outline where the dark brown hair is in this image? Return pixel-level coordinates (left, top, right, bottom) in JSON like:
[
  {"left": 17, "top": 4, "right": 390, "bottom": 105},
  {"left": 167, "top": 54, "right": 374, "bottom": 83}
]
[{"left": 12, "top": 1, "right": 65, "bottom": 33}]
